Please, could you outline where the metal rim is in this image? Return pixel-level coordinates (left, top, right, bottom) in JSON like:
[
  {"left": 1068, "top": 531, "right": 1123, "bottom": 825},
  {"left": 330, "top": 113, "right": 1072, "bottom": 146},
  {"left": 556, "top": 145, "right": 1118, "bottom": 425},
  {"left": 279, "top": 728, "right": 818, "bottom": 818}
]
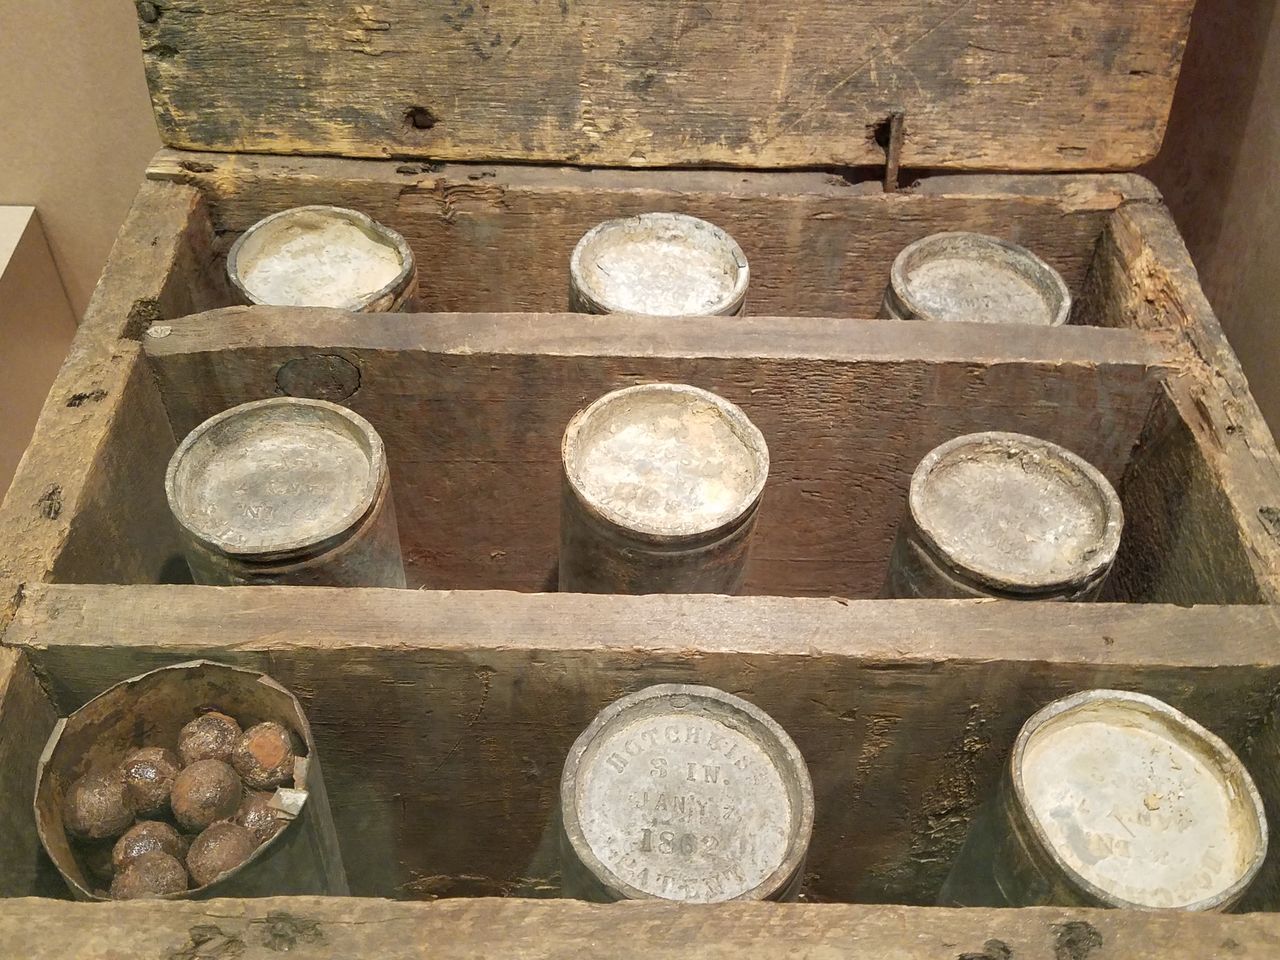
[
  {"left": 1009, "top": 689, "right": 1269, "bottom": 911},
  {"left": 888, "top": 231, "right": 1071, "bottom": 326},
  {"left": 560, "top": 683, "right": 814, "bottom": 902},
  {"left": 226, "top": 205, "right": 415, "bottom": 312},
  {"left": 569, "top": 213, "right": 750, "bottom": 316},
  {"left": 561, "top": 383, "right": 770, "bottom": 542},
  {"left": 907, "top": 431, "right": 1123, "bottom": 594},
  {"left": 165, "top": 397, "right": 387, "bottom": 560}
]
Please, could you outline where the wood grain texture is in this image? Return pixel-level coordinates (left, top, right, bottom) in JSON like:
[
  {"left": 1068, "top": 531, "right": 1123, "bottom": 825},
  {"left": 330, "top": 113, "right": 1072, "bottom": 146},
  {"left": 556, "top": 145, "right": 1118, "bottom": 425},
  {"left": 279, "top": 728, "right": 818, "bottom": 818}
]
[
  {"left": 1080, "top": 201, "right": 1280, "bottom": 602},
  {"left": 137, "top": 1, "right": 1194, "bottom": 170},
  {"left": 0, "top": 182, "right": 227, "bottom": 623},
  {"left": 144, "top": 308, "right": 1178, "bottom": 598},
  {"left": 0, "top": 648, "right": 62, "bottom": 898},
  {"left": 11, "top": 583, "right": 1280, "bottom": 904},
  {"left": 148, "top": 151, "right": 1154, "bottom": 318},
  {"left": 3, "top": 895, "right": 1280, "bottom": 959},
  {"left": 1241, "top": 693, "right": 1280, "bottom": 913}
]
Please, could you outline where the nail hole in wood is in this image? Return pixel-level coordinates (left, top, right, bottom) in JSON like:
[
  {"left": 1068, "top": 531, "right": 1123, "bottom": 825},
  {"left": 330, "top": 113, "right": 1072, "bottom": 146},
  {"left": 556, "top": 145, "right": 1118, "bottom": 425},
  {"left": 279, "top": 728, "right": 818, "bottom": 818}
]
[{"left": 404, "top": 106, "right": 440, "bottom": 131}]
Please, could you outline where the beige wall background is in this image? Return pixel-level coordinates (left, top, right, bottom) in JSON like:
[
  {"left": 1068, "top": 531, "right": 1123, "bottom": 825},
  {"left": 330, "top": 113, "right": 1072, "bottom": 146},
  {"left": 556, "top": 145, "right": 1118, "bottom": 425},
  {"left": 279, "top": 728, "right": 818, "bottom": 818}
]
[{"left": 0, "top": 2, "right": 160, "bottom": 317}]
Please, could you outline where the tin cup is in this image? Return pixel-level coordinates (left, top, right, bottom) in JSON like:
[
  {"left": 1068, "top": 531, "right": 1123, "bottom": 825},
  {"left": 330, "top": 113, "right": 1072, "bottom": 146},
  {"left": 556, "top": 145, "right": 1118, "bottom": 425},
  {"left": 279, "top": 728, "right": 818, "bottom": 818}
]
[
  {"left": 880, "top": 232, "right": 1071, "bottom": 326},
  {"left": 569, "top": 213, "right": 749, "bottom": 316},
  {"left": 940, "top": 689, "right": 1268, "bottom": 910},
  {"left": 559, "top": 684, "right": 814, "bottom": 903},
  {"left": 559, "top": 383, "right": 769, "bottom": 595},
  {"left": 884, "top": 432, "right": 1123, "bottom": 600},
  {"left": 227, "top": 205, "right": 418, "bottom": 312},
  {"left": 34, "top": 660, "right": 348, "bottom": 901},
  {"left": 166, "top": 397, "right": 407, "bottom": 587}
]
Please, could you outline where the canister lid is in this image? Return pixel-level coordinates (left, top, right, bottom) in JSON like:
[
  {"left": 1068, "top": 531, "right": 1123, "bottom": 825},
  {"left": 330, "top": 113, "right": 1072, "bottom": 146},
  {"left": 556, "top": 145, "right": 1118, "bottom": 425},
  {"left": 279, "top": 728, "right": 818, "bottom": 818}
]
[
  {"left": 570, "top": 213, "right": 749, "bottom": 316},
  {"left": 560, "top": 684, "right": 813, "bottom": 903},
  {"left": 166, "top": 397, "right": 386, "bottom": 559},
  {"left": 889, "top": 232, "right": 1070, "bottom": 325},
  {"left": 908, "top": 431, "right": 1123, "bottom": 594},
  {"left": 1013, "top": 689, "right": 1268, "bottom": 910},
  {"left": 562, "top": 383, "right": 769, "bottom": 541},
  {"left": 226, "top": 205, "right": 414, "bottom": 310}
]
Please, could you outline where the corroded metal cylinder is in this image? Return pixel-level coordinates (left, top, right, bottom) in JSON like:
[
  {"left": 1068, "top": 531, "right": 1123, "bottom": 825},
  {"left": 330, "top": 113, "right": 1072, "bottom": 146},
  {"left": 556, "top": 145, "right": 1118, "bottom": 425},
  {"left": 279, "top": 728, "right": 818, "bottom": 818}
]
[
  {"left": 880, "top": 232, "right": 1071, "bottom": 325},
  {"left": 166, "top": 398, "right": 406, "bottom": 587},
  {"left": 885, "top": 432, "right": 1123, "bottom": 600},
  {"left": 559, "top": 684, "right": 813, "bottom": 903},
  {"left": 227, "top": 205, "right": 418, "bottom": 312},
  {"left": 35, "top": 660, "right": 348, "bottom": 901},
  {"left": 569, "top": 213, "right": 749, "bottom": 316},
  {"left": 940, "top": 689, "right": 1268, "bottom": 911},
  {"left": 559, "top": 383, "right": 769, "bottom": 595}
]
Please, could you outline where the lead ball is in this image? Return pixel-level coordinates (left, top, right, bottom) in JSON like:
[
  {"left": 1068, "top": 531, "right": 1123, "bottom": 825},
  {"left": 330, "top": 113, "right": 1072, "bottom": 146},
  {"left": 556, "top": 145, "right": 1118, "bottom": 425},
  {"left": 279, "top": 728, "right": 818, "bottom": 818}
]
[
  {"left": 187, "top": 821, "right": 256, "bottom": 887},
  {"left": 235, "top": 790, "right": 286, "bottom": 845},
  {"left": 119, "top": 746, "right": 182, "bottom": 817},
  {"left": 178, "top": 712, "right": 242, "bottom": 765},
  {"left": 109, "top": 850, "right": 189, "bottom": 900},
  {"left": 170, "top": 759, "right": 242, "bottom": 833},
  {"left": 63, "top": 771, "right": 135, "bottom": 841},
  {"left": 232, "top": 722, "right": 295, "bottom": 790},
  {"left": 112, "top": 820, "right": 189, "bottom": 873}
]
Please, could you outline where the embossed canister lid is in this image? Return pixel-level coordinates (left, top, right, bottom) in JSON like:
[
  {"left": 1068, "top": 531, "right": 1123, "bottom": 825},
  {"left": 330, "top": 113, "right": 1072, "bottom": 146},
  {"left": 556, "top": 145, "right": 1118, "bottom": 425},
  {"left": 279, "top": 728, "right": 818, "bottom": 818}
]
[
  {"left": 560, "top": 684, "right": 813, "bottom": 903},
  {"left": 1012, "top": 689, "right": 1268, "bottom": 911},
  {"left": 562, "top": 384, "right": 769, "bottom": 542},
  {"left": 887, "top": 232, "right": 1071, "bottom": 325},
  {"left": 226, "top": 206, "right": 414, "bottom": 310},
  {"left": 166, "top": 398, "right": 387, "bottom": 560},
  {"left": 570, "top": 213, "right": 749, "bottom": 316},
  {"left": 908, "top": 432, "right": 1123, "bottom": 594}
]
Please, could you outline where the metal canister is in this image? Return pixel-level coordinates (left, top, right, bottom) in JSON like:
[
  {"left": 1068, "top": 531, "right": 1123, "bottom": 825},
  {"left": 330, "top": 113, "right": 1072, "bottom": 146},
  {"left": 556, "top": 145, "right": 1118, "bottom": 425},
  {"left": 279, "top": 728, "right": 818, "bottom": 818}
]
[
  {"left": 559, "top": 684, "right": 813, "bottom": 903},
  {"left": 884, "top": 432, "right": 1123, "bottom": 600},
  {"left": 166, "top": 397, "right": 406, "bottom": 587},
  {"left": 940, "top": 689, "right": 1268, "bottom": 910},
  {"left": 880, "top": 232, "right": 1071, "bottom": 325},
  {"left": 559, "top": 383, "right": 769, "bottom": 594},
  {"left": 569, "top": 213, "right": 749, "bottom": 316},
  {"left": 226, "top": 205, "right": 418, "bottom": 312},
  {"left": 34, "top": 660, "right": 348, "bottom": 900}
]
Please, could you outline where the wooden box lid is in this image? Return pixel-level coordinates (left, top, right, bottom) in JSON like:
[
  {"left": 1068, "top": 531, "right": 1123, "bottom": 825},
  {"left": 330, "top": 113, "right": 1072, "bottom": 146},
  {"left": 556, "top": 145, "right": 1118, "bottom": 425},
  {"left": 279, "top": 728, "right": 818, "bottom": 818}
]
[{"left": 138, "top": 0, "right": 1194, "bottom": 171}]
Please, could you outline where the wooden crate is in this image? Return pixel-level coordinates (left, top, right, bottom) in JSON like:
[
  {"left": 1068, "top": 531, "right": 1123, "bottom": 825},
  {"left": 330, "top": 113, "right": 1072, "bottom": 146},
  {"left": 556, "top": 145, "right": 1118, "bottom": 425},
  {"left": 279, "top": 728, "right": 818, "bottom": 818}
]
[{"left": 3, "top": 1, "right": 1280, "bottom": 953}]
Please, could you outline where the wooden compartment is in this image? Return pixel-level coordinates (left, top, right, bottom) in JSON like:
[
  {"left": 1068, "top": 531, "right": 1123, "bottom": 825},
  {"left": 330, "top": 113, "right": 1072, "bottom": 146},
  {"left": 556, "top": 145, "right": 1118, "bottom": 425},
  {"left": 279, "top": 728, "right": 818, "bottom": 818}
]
[{"left": 3, "top": 0, "right": 1280, "bottom": 951}]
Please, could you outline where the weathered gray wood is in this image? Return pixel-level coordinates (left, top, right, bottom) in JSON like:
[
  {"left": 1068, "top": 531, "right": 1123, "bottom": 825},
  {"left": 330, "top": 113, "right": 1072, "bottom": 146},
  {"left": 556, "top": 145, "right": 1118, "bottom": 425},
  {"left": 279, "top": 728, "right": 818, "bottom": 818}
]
[
  {"left": 4, "top": 895, "right": 1280, "bottom": 959},
  {"left": 0, "top": 648, "right": 62, "bottom": 898},
  {"left": 137, "top": 1, "right": 1194, "bottom": 171},
  {"left": 10, "top": 583, "right": 1280, "bottom": 905},
  {"left": 143, "top": 308, "right": 1178, "bottom": 598},
  {"left": 148, "top": 152, "right": 1155, "bottom": 318}
]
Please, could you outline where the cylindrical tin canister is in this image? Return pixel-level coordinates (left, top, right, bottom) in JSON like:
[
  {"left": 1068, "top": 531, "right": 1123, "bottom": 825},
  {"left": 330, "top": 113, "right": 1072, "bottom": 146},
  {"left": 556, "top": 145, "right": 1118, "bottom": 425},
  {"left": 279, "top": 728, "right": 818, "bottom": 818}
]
[
  {"left": 559, "top": 383, "right": 769, "bottom": 595},
  {"left": 940, "top": 689, "right": 1268, "bottom": 911},
  {"left": 166, "top": 397, "right": 407, "bottom": 587},
  {"left": 569, "top": 213, "right": 749, "bottom": 316},
  {"left": 226, "top": 205, "right": 418, "bottom": 312},
  {"left": 880, "top": 232, "right": 1071, "bottom": 325},
  {"left": 884, "top": 432, "right": 1123, "bottom": 600},
  {"left": 35, "top": 660, "right": 348, "bottom": 901},
  {"left": 559, "top": 684, "right": 813, "bottom": 903}
]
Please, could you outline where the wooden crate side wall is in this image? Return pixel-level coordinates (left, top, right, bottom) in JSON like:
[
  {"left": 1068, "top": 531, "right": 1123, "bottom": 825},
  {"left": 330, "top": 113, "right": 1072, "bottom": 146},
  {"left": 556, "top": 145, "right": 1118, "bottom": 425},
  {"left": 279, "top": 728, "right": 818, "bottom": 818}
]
[
  {"left": 143, "top": 310, "right": 1173, "bottom": 599},
  {"left": 11, "top": 585, "right": 1280, "bottom": 905}
]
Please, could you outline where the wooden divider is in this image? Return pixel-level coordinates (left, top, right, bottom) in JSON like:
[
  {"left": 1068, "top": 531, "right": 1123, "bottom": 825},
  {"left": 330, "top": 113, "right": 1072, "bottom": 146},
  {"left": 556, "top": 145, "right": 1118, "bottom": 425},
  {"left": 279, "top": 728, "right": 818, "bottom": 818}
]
[
  {"left": 9, "top": 584, "right": 1280, "bottom": 904},
  {"left": 143, "top": 309, "right": 1177, "bottom": 597}
]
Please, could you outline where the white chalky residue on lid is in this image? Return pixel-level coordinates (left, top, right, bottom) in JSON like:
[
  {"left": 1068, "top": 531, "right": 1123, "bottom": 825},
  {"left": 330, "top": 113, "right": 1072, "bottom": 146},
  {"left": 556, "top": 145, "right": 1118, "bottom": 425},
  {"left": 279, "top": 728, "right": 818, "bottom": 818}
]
[
  {"left": 587, "top": 236, "right": 736, "bottom": 315},
  {"left": 907, "top": 256, "right": 1053, "bottom": 325}
]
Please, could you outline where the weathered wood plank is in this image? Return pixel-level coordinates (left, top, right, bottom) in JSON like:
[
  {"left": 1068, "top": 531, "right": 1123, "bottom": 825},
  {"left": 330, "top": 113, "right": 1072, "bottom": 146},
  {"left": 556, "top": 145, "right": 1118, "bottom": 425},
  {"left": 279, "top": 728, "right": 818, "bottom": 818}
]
[
  {"left": 0, "top": 648, "right": 62, "bottom": 898},
  {"left": 147, "top": 151, "right": 1154, "bottom": 317},
  {"left": 1081, "top": 201, "right": 1280, "bottom": 602},
  {"left": 138, "top": 1, "right": 1194, "bottom": 171},
  {"left": 0, "top": 182, "right": 226, "bottom": 625},
  {"left": 10, "top": 584, "right": 1280, "bottom": 904},
  {"left": 4, "top": 896, "right": 1280, "bottom": 959},
  {"left": 143, "top": 308, "right": 1178, "bottom": 598}
]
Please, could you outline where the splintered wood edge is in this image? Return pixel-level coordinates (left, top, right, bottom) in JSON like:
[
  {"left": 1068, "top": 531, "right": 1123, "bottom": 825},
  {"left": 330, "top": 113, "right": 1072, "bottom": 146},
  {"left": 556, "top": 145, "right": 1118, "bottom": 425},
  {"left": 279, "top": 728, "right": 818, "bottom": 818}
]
[
  {"left": 10, "top": 584, "right": 1280, "bottom": 670},
  {"left": 0, "top": 895, "right": 1277, "bottom": 958}
]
